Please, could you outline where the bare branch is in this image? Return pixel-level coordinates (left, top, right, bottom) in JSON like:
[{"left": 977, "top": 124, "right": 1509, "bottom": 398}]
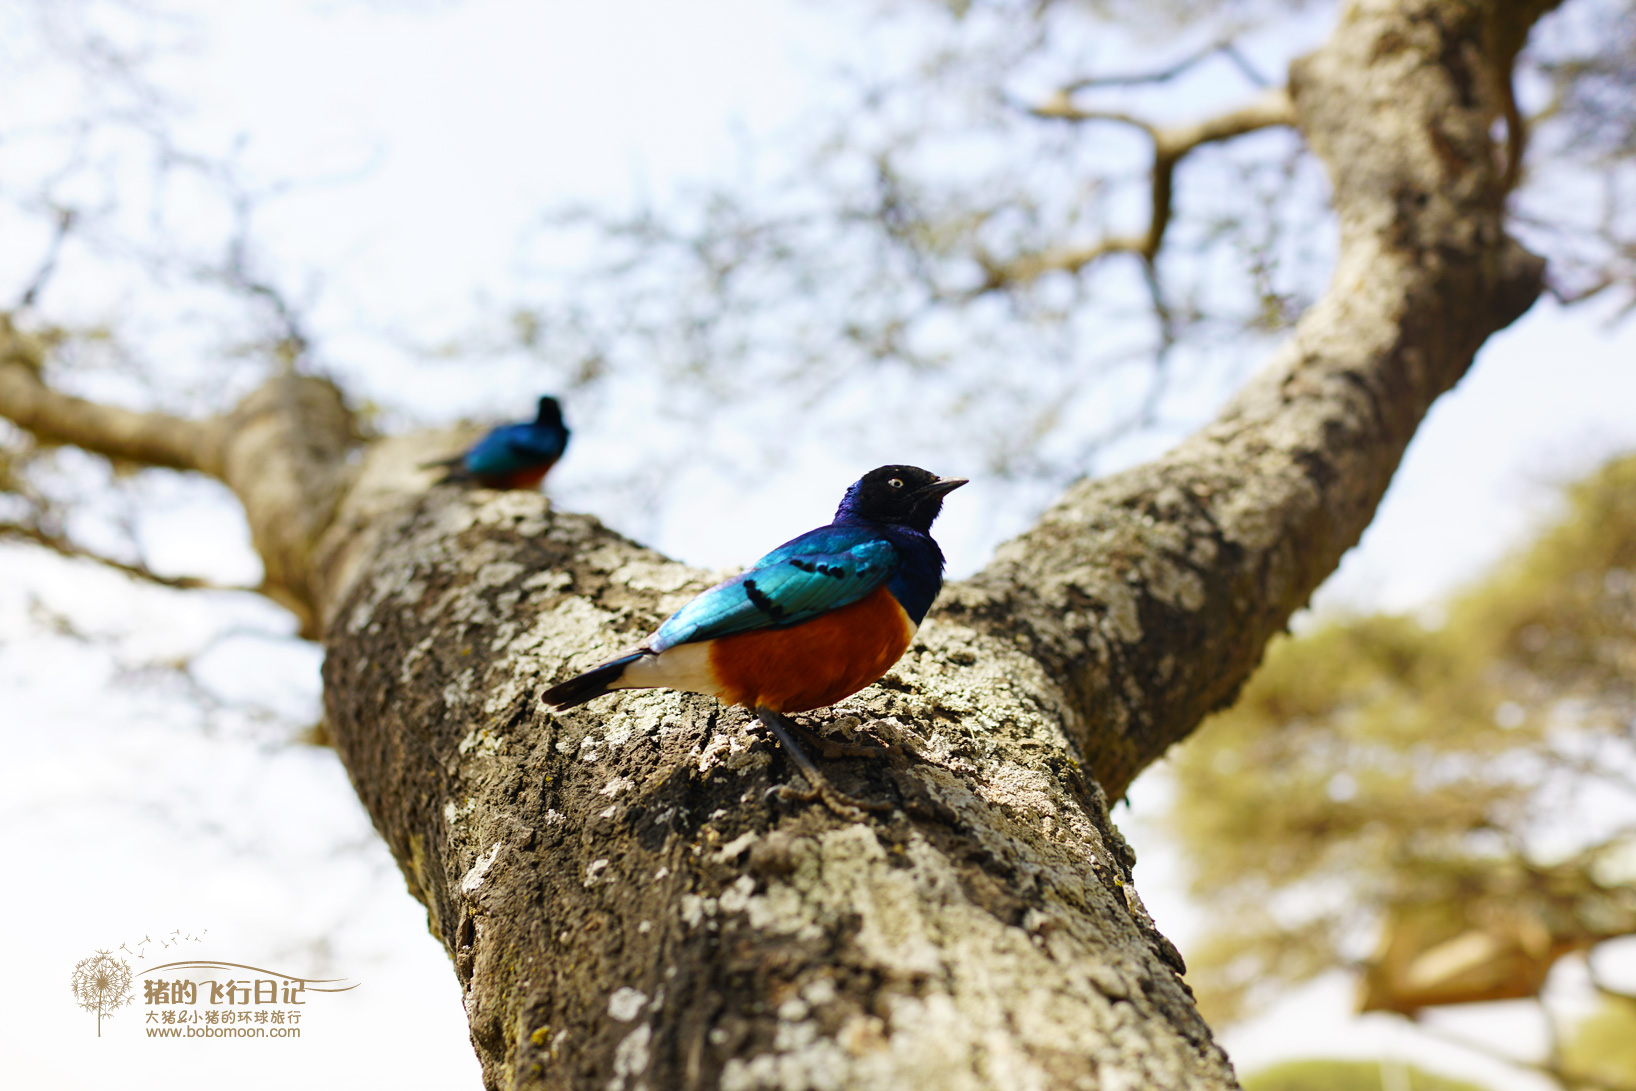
[
  {"left": 1150, "top": 88, "right": 1298, "bottom": 158},
  {"left": 215, "top": 190, "right": 314, "bottom": 373},
  {"left": 0, "top": 343, "right": 230, "bottom": 477},
  {"left": 1030, "top": 87, "right": 1295, "bottom": 143},
  {"left": 0, "top": 522, "right": 259, "bottom": 594},
  {"left": 302, "top": 4, "right": 1589, "bottom": 1086},
  {"left": 1060, "top": 39, "right": 1271, "bottom": 94},
  {"left": 16, "top": 207, "right": 77, "bottom": 310},
  {"left": 1026, "top": 99, "right": 1155, "bottom": 127},
  {"left": 0, "top": 313, "right": 362, "bottom": 634},
  {"left": 986, "top": 88, "right": 1297, "bottom": 291},
  {"left": 971, "top": 234, "right": 1147, "bottom": 292},
  {"left": 1547, "top": 275, "right": 1620, "bottom": 306}
]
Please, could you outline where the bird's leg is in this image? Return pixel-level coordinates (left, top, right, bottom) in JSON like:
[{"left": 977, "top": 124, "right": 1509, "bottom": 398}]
[{"left": 755, "top": 707, "right": 891, "bottom": 820}]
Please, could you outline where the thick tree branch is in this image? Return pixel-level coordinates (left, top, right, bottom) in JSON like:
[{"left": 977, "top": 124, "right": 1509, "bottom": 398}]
[
  {"left": 0, "top": 316, "right": 360, "bottom": 634},
  {"left": 216, "top": 375, "right": 358, "bottom": 633},
  {"left": 323, "top": 487, "right": 1234, "bottom": 1091},
  {"left": 0, "top": 326, "right": 230, "bottom": 477},
  {"left": 941, "top": 0, "right": 1560, "bottom": 798}
]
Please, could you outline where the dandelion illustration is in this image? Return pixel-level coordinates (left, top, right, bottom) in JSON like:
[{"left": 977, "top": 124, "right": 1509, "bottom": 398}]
[{"left": 70, "top": 950, "right": 135, "bottom": 1037}]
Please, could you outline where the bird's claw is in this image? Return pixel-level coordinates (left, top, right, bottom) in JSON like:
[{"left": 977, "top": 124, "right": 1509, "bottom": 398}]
[
  {"left": 755, "top": 706, "right": 893, "bottom": 821},
  {"left": 769, "top": 779, "right": 889, "bottom": 821}
]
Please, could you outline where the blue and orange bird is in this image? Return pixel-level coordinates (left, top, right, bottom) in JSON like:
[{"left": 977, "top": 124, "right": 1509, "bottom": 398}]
[
  {"left": 541, "top": 465, "right": 967, "bottom": 815},
  {"left": 424, "top": 396, "right": 570, "bottom": 490}
]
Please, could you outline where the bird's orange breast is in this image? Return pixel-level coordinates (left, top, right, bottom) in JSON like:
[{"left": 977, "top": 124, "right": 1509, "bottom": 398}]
[
  {"left": 706, "top": 583, "right": 916, "bottom": 713},
  {"left": 485, "top": 462, "right": 554, "bottom": 490}
]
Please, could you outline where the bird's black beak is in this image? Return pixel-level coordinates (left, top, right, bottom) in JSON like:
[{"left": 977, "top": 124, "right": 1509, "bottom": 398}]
[{"left": 916, "top": 476, "right": 968, "bottom": 500}]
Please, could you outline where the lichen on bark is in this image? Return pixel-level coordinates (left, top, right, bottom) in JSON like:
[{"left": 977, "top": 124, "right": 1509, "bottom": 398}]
[{"left": 324, "top": 487, "right": 1232, "bottom": 1090}]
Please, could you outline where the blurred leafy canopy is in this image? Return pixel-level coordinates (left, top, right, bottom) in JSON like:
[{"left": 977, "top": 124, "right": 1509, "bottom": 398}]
[
  {"left": 1168, "top": 453, "right": 1636, "bottom": 1024},
  {"left": 1241, "top": 1058, "right": 1492, "bottom": 1091},
  {"left": 1562, "top": 994, "right": 1636, "bottom": 1089}
]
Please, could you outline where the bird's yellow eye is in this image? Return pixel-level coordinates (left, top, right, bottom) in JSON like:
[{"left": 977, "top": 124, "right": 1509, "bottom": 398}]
[{"left": 888, "top": 478, "right": 903, "bottom": 489}]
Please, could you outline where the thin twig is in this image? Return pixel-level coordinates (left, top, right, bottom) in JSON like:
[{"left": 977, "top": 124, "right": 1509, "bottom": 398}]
[
  {"left": 218, "top": 192, "right": 312, "bottom": 373},
  {"left": 17, "top": 207, "right": 77, "bottom": 310},
  {"left": 0, "top": 522, "right": 259, "bottom": 594},
  {"left": 1061, "top": 39, "right": 1269, "bottom": 94}
]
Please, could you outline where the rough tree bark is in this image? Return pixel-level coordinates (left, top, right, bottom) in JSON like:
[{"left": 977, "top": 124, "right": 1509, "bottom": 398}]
[{"left": 0, "top": 1, "right": 1560, "bottom": 1087}]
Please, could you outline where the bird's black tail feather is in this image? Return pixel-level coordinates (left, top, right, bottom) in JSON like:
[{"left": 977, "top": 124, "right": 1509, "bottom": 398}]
[
  {"left": 541, "top": 652, "right": 644, "bottom": 709},
  {"left": 417, "top": 454, "right": 462, "bottom": 471},
  {"left": 417, "top": 454, "right": 471, "bottom": 485}
]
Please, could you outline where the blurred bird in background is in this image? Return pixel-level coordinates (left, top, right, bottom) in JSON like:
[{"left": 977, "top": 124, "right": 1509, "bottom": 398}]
[{"left": 423, "top": 395, "right": 570, "bottom": 490}]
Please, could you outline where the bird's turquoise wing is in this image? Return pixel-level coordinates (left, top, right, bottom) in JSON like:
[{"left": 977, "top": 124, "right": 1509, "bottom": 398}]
[
  {"left": 651, "top": 526, "right": 900, "bottom": 650},
  {"left": 502, "top": 427, "right": 565, "bottom": 461},
  {"left": 464, "top": 423, "right": 564, "bottom": 475},
  {"left": 463, "top": 425, "right": 528, "bottom": 475}
]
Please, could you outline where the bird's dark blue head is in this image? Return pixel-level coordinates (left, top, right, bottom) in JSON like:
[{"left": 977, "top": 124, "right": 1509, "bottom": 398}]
[
  {"left": 835, "top": 465, "right": 966, "bottom": 533},
  {"left": 534, "top": 396, "right": 566, "bottom": 430}
]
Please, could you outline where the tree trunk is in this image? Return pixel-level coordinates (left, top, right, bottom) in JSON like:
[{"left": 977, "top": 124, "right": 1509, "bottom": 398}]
[
  {"left": 0, "top": 0, "right": 1561, "bottom": 1087},
  {"left": 316, "top": 5, "right": 1552, "bottom": 1086},
  {"left": 323, "top": 490, "right": 1225, "bottom": 1089}
]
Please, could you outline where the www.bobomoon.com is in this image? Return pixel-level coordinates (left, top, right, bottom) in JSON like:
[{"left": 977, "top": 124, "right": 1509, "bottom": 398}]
[{"left": 145, "top": 1025, "right": 301, "bottom": 1038}]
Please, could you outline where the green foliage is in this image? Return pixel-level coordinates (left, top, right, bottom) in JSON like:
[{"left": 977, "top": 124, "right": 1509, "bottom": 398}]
[
  {"left": 1167, "top": 454, "right": 1636, "bottom": 1023},
  {"left": 1564, "top": 994, "right": 1636, "bottom": 1086},
  {"left": 1562, "top": 995, "right": 1636, "bottom": 1089},
  {"left": 1241, "top": 1058, "right": 1493, "bottom": 1091}
]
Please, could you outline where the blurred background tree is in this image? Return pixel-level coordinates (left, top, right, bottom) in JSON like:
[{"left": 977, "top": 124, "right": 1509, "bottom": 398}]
[
  {"left": 1562, "top": 997, "right": 1636, "bottom": 1089},
  {"left": 1169, "top": 453, "right": 1636, "bottom": 1088},
  {"left": 1242, "top": 1058, "right": 1493, "bottom": 1091}
]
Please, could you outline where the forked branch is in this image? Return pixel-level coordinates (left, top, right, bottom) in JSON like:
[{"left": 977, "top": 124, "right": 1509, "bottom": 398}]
[{"left": 977, "top": 88, "right": 1295, "bottom": 292}]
